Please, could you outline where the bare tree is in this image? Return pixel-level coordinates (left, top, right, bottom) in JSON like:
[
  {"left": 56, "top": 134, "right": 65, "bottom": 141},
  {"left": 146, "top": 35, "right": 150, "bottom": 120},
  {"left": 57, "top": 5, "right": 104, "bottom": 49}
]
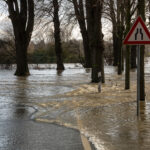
[
  {"left": 86, "top": 0, "right": 104, "bottom": 82},
  {"left": 70, "top": 0, "right": 91, "bottom": 68},
  {"left": 3, "top": 0, "right": 34, "bottom": 76},
  {"left": 53, "top": 0, "right": 65, "bottom": 70},
  {"left": 103, "top": 0, "right": 118, "bottom": 66},
  {"left": 35, "top": 0, "right": 65, "bottom": 70},
  {"left": 124, "top": 0, "right": 137, "bottom": 89}
]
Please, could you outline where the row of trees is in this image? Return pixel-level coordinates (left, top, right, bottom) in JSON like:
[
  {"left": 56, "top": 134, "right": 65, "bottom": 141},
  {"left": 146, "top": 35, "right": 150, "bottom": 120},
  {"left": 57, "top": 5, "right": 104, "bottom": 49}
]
[
  {"left": 0, "top": 39, "right": 85, "bottom": 64},
  {"left": 105, "top": 0, "right": 146, "bottom": 100},
  {"left": 2, "top": 0, "right": 104, "bottom": 81},
  {"left": 1, "top": 0, "right": 149, "bottom": 100}
]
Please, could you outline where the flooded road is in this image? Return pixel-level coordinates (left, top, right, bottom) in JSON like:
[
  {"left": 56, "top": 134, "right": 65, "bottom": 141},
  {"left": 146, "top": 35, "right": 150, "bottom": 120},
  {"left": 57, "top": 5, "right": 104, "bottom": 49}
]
[
  {"left": 0, "top": 63, "right": 150, "bottom": 150},
  {"left": 79, "top": 102, "right": 150, "bottom": 150},
  {"left": 0, "top": 64, "right": 90, "bottom": 150}
]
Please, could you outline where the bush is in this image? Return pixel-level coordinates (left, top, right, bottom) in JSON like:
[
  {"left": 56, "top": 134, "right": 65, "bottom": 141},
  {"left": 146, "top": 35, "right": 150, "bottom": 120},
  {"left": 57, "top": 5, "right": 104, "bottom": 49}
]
[{"left": 28, "top": 40, "right": 81, "bottom": 64}]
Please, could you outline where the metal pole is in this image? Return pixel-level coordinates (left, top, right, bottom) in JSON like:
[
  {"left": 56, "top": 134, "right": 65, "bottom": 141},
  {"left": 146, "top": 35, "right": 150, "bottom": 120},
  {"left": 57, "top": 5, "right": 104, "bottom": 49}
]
[{"left": 137, "top": 45, "right": 140, "bottom": 116}]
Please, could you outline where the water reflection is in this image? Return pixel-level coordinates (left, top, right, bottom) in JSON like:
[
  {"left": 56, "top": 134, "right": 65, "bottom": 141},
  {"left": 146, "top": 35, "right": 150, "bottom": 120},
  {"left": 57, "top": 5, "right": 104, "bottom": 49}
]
[
  {"left": 1, "top": 64, "right": 150, "bottom": 150},
  {"left": 140, "top": 102, "right": 146, "bottom": 120},
  {"left": 0, "top": 77, "right": 31, "bottom": 150},
  {"left": 85, "top": 68, "right": 91, "bottom": 73},
  {"left": 12, "top": 77, "right": 29, "bottom": 119},
  {"left": 75, "top": 101, "right": 150, "bottom": 150},
  {"left": 57, "top": 70, "right": 64, "bottom": 76},
  {"left": 14, "top": 105, "right": 27, "bottom": 119},
  {"left": 13, "top": 77, "right": 29, "bottom": 102},
  {"left": 0, "top": 66, "right": 91, "bottom": 150},
  {"left": 138, "top": 102, "right": 150, "bottom": 150}
]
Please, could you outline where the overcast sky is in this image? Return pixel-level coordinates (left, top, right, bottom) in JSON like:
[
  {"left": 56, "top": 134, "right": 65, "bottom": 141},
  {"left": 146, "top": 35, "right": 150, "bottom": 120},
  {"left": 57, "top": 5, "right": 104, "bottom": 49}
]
[{"left": 0, "top": 4, "right": 112, "bottom": 42}]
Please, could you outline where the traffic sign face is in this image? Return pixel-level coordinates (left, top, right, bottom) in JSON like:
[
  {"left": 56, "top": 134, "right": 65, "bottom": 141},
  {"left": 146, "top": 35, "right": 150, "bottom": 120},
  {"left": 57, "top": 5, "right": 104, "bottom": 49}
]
[{"left": 123, "top": 16, "right": 150, "bottom": 45}]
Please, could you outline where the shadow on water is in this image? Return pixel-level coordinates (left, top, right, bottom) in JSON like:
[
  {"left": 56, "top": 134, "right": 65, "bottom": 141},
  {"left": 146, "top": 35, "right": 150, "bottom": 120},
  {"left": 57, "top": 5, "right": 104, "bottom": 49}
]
[
  {"left": 13, "top": 77, "right": 28, "bottom": 101},
  {"left": 0, "top": 77, "right": 35, "bottom": 150},
  {"left": 12, "top": 77, "right": 34, "bottom": 119}
]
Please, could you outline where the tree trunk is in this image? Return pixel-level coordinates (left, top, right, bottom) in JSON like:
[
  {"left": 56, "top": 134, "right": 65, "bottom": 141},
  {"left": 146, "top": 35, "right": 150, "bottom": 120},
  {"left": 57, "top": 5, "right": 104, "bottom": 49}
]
[
  {"left": 6, "top": 0, "right": 34, "bottom": 76},
  {"left": 53, "top": 0, "right": 65, "bottom": 70},
  {"left": 7, "top": 0, "right": 34, "bottom": 76},
  {"left": 117, "top": 0, "right": 124, "bottom": 75},
  {"left": 125, "top": 45, "right": 130, "bottom": 89},
  {"left": 131, "top": 46, "right": 137, "bottom": 68},
  {"left": 113, "top": 29, "right": 118, "bottom": 66},
  {"left": 72, "top": 0, "right": 91, "bottom": 68},
  {"left": 101, "top": 53, "right": 105, "bottom": 83},
  {"left": 86, "top": 0, "right": 104, "bottom": 83},
  {"left": 15, "top": 41, "right": 29, "bottom": 76},
  {"left": 117, "top": 34, "right": 122, "bottom": 75},
  {"left": 140, "top": 45, "right": 145, "bottom": 100},
  {"left": 122, "top": 46, "right": 124, "bottom": 71},
  {"left": 80, "top": 26, "right": 91, "bottom": 68},
  {"left": 109, "top": 0, "right": 118, "bottom": 66},
  {"left": 125, "top": 0, "right": 131, "bottom": 89}
]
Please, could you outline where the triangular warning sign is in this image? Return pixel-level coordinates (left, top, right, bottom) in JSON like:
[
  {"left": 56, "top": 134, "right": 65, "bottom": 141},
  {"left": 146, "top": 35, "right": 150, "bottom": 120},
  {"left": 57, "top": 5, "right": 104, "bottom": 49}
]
[{"left": 123, "top": 16, "right": 150, "bottom": 45}]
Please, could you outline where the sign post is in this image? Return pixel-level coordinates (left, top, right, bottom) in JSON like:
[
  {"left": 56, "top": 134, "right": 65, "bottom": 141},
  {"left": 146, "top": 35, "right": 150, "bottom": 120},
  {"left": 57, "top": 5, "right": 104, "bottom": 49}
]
[
  {"left": 137, "top": 45, "right": 140, "bottom": 116},
  {"left": 123, "top": 16, "right": 150, "bottom": 116}
]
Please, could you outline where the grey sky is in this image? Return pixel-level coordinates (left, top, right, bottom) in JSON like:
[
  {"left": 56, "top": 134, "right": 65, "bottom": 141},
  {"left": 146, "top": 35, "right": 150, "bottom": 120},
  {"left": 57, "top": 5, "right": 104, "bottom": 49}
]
[{"left": 0, "top": 2, "right": 112, "bottom": 41}]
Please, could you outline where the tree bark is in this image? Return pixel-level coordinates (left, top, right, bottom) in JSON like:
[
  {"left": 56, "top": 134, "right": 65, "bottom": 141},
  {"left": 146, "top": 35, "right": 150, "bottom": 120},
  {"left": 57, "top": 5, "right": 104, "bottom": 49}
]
[
  {"left": 15, "top": 40, "right": 29, "bottom": 75},
  {"left": 6, "top": 0, "right": 34, "bottom": 76},
  {"left": 131, "top": 46, "right": 137, "bottom": 69},
  {"left": 113, "top": 28, "right": 118, "bottom": 66},
  {"left": 117, "top": 30, "right": 123, "bottom": 75},
  {"left": 53, "top": 0, "right": 65, "bottom": 70},
  {"left": 86, "top": 0, "right": 104, "bottom": 83},
  {"left": 125, "top": 0, "right": 131, "bottom": 90},
  {"left": 72, "top": 0, "right": 91, "bottom": 68},
  {"left": 109, "top": 0, "right": 118, "bottom": 66},
  {"left": 125, "top": 45, "right": 130, "bottom": 89},
  {"left": 117, "top": 0, "right": 124, "bottom": 75}
]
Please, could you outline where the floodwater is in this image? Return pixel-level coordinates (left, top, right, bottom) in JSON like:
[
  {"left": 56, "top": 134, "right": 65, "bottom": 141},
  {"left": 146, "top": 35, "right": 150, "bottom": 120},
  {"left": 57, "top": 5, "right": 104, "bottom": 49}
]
[{"left": 1, "top": 61, "right": 150, "bottom": 150}]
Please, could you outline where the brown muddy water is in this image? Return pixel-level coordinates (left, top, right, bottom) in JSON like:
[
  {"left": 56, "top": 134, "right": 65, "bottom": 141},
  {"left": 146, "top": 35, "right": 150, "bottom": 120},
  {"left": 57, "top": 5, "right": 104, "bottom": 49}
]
[{"left": 1, "top": 62, "right": 150, "bottom": 150}]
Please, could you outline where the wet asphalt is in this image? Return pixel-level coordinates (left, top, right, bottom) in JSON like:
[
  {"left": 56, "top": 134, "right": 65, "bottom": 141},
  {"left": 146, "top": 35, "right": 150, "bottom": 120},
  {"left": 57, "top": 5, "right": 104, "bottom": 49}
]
[
  {"left": 0, "top": 104, "right": 84, "bottom": 150},
  {"left": 0, "top": 68, "right": 94, "bottom": 150}
]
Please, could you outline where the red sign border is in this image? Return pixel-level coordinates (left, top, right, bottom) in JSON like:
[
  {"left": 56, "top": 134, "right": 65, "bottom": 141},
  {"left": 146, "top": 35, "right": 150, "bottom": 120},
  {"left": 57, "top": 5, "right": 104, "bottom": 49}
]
[{"left": 123, "top": 16, "right": 150, "bottom": 45}]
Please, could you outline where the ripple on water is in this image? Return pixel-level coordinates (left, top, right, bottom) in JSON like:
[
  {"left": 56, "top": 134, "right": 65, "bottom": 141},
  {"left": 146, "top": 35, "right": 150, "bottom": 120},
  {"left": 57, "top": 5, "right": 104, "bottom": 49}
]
[{"left": 1, "top": 64, "right": 150, "bottom": 150}]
